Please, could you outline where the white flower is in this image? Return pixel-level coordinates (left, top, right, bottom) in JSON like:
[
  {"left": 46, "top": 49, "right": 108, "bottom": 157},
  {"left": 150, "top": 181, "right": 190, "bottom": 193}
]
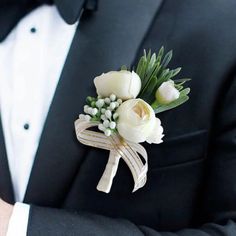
[
  {"left": 155, "top": 80, "right": 180, "bottom": 105},
  {"left": 105, "top": 110, "right": 112, "bottom": 119},
  {"left": 105, "top": 129, "right": 112, "bottom": 137},
  {"left": 96, "top": 99, "right": 105, "bottom": 108},
  {"left": 79, "top": 114, "right": 85, "bottom": 120},
  {"left": 101, "top": 114, "right": 106, "bottom": 120},
  {"left": 117, "top": 99, "right": 123, "bottom": 104},
  {"left": 146, "top": 118, "right": 164, "bottom": 144},
  {"left": 110, "top": 94, "right": 116, "bottom": 101},
  {"left": 103, "top": 120, "right": 110, "bottom": 128},
  {"left": 83, "top": 105, "right": 89, "bottom": 113},
  {"left": 84, "top": 115, "right": 91, "bottom": 122},
  {"left": 91, "top": 108, "right": 98, "bottom": 116},
  {"left": 87, "top": 107, "right": 93, "bottom": 115},
  {"left": 94, "top": 71, "right": 141, "bottom": 100},
  {"left": 104, "top": 97, "right": 111, "bottom": 104},
  {"left": 98, "top": 124, "right": 105, "bottom": 131},
  {"left": 109, "top": 121, "right": 116, "bottom": 129},
  {"left": 109, "top": 102, "right": 116, "bottom": 110},
  {"left": 116, "top": 99, "right": 164, "bottom": 143}
]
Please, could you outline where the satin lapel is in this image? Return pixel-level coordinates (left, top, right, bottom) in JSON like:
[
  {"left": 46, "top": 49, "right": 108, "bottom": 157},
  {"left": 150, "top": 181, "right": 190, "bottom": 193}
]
[
  {"left": 24, "top": 0, "right": 164, "bottom": 205},
  {"left": 0, "top": 118, "right": 14, "bottom": 203}
]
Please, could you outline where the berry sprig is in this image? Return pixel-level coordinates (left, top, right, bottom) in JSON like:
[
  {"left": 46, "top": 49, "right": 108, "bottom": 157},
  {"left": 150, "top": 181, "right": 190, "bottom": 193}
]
[{"left": 79, "top": 94, "right": 123, "bottom": 136}]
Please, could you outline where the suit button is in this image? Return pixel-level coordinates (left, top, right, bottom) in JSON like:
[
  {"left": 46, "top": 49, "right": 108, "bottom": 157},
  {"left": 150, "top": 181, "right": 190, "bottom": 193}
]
[
  {"left": 23, "top": 123, "right": 30, "bottom": 130},
  {"left": 30, "top": 27, "right": 37, "bottom": 33}
]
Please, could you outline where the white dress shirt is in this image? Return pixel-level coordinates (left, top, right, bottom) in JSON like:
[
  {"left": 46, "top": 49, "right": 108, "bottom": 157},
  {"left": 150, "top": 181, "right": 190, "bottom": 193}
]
[{"left": 0, "top": 5, "right": 78, "bottom": 235}]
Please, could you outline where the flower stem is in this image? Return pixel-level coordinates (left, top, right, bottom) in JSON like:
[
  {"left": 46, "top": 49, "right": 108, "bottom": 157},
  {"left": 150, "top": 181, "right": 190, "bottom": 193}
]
[
  {"left": 151, "top": 100, "right": 159, "bottom": 110},
  {"left": 96, "top": 151, "right": 121, "bottom": 193}
]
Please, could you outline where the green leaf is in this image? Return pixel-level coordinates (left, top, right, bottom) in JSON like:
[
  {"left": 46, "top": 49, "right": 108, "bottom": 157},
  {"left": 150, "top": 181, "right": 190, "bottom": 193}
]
[
  {"left": 139, "top": 76, "right": 158, "bottom": 102},
  {"left": 174, "top": 78, "right": 191, "bottom": 83},
  {"left": 155, "top": 68, "right": 170, "bottom": 89},
  {"left": 180, "top": 87, "right": 191, "bottom": 96},
  {"left": 156, "top": 46, "right": 164, "bottom": 64},
  {"left": 141, "top": 63, "right": 160, "bottom": 91},
  {"left": 161, "top": 50, "right": 173, "bottom": 68},
  {"left": 174, "top": 78, "right": 191, "bottom": 90},
  {"left": 175, "top": 84, "right": 184, "bottom": 91},
  {"left": 171, "top": 67, "right": 182, "bottom": 77},
  {"left": 148, "top": 53, "right": 157, "bottom": 70},
  {"left": 136, "top": 57, "right": 146, "bottom": 78},
  {"left": 135, "top": 51, "right": 152, "bottom": 85},
  {"left": 146, "top": 50, "right": 152, "bottom": 62},
  {"left": 154, "top": 95, "right": 189, "bottom": 114}
]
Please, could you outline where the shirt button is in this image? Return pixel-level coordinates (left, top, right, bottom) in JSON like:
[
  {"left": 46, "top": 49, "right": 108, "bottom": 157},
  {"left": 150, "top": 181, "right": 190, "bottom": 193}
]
[
  {"left": 30, "top": 27, "right": 37, "bottom": 33},
  {"left": 23, "top": 123, "right": 30, "bottom": 130}
]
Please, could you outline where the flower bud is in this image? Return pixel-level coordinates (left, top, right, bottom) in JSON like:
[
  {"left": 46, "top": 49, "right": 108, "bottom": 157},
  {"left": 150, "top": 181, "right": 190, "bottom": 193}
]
[
  {"left": 105, "top": 129, "right": 112, "bottom": 137},
  {"left": 155, "top": 80, "right": 180, "bottom": 105}
]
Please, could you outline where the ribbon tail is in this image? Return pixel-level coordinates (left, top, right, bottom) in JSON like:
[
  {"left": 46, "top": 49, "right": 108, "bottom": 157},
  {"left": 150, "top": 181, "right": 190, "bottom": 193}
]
[
  {"left": 112, "top": 137, "right": 148, "bottom": 193},
  {"left": 133, "top": 175, "right": 147, "bottom": 192},
  {"left": 97, "top": 150, "right": 121, "bottom": 193}
]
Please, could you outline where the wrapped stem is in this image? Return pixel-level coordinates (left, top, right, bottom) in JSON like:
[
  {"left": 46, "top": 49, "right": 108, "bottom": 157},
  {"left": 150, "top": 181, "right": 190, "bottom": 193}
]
[{"left": 97, "top": 151, "right": 121, "bottom": 193}]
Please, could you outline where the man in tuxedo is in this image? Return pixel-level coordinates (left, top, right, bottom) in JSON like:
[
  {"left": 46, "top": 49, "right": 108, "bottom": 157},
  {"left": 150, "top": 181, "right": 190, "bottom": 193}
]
[{"left": 0, "top": 0, "right": 236, "bottom": 235}]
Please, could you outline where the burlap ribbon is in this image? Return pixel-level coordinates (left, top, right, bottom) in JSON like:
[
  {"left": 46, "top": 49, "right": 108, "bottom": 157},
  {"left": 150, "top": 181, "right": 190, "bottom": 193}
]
[{"left": 74, "top": 118, "right": 148, "bottom": 193}]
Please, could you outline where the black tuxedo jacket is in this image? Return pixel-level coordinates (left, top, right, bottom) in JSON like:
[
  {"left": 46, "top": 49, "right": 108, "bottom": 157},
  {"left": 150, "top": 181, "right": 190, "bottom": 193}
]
[{"left": 1, "top": 0, "right": 236, "bottom": 235}]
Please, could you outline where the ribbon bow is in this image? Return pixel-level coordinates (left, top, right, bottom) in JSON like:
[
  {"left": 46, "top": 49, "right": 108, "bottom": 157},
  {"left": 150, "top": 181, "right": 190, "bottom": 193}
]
[{"left": 75, "top": 118, "right": 148, "bottom": 193}]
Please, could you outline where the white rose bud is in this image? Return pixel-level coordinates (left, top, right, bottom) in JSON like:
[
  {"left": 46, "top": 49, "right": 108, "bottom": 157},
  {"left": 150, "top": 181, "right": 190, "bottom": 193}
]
[
  {"left": 94, "top": 71, "right": 141, "bottom": 100},
  {"left": 116, "top": 99, "right": 164, "bottom": 143},
  {"left": 155, "top": 80, "right": 180, "bottom": 105}
]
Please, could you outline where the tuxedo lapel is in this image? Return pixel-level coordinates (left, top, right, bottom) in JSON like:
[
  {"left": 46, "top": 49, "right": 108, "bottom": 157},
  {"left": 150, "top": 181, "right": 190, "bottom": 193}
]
[
  {"left": 0, "top": 119, "right": 14, "bottom": 203},
  {"left": 24, "top": 0, "right": 164, "bottom": 205}
]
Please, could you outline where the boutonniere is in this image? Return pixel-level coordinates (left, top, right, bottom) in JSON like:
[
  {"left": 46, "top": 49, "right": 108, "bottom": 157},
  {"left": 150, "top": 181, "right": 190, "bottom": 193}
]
[{"left": 75, "top": 47, "right": 191, "bottom": 193}]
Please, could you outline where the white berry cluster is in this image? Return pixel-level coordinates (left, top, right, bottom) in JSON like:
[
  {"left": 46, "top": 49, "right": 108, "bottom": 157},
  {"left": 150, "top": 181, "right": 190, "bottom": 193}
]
[{"left": 79, "top": 94, "right": 123, "bottom": 137}]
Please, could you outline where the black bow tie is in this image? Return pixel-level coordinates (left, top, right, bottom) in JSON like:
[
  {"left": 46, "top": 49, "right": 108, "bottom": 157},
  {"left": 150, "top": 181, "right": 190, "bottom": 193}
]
[{"left": 0, "top": 0, "right": 98, "bottom": 42}]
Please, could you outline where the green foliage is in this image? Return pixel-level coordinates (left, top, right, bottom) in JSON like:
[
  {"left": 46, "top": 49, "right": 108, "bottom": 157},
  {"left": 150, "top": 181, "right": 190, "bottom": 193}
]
[
  {"left": 120, "top": 65, "right": 128, "bottom": 71},
  {"left": 134, "top": 46, "right": 191, "bottom": 112}
]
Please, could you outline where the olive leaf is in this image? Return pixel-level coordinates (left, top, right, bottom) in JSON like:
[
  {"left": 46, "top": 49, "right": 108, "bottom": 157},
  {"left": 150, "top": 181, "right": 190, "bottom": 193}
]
[{"left": 132, "top": 46, "right": 191, "bottom": 112}]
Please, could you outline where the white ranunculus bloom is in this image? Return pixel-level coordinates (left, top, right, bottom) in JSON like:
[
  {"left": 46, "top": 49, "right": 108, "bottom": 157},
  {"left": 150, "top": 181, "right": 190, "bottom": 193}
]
[
  {"left": 116, "top": 99, "right": 164, "bottom": 143},
  {"left": 94, "top": 71, "right": 141, "bottom": 100},
  {"left": 155, "top": 80, "right": 180, "bottom": 105}
]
